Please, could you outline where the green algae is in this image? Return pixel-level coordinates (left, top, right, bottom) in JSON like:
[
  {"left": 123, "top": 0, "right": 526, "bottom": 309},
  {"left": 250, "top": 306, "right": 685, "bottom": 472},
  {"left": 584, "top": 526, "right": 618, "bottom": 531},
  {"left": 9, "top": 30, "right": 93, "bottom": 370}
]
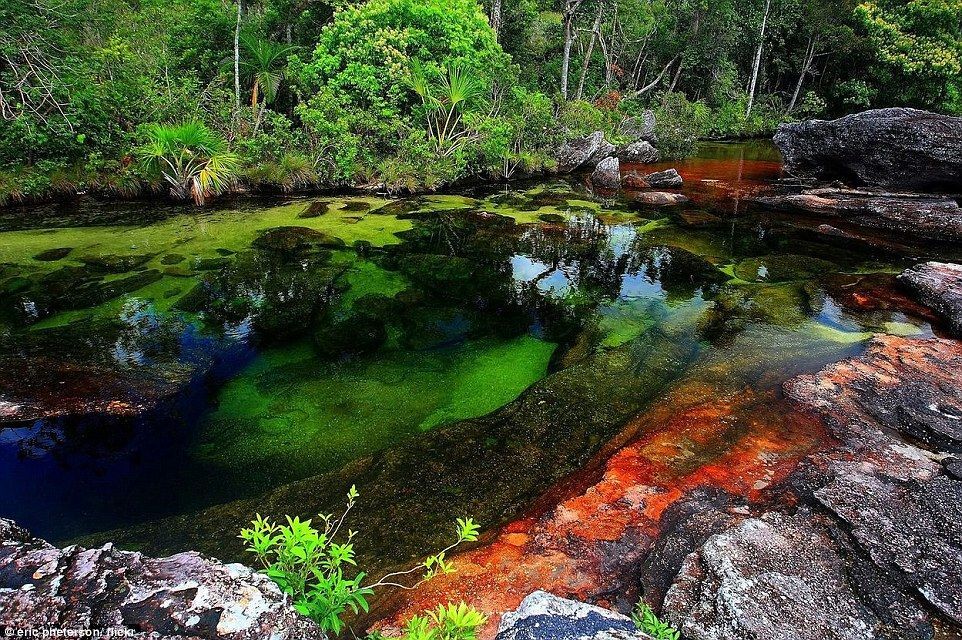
[{"left": 189, "top": 335, "right": 556, "bottom": 488}]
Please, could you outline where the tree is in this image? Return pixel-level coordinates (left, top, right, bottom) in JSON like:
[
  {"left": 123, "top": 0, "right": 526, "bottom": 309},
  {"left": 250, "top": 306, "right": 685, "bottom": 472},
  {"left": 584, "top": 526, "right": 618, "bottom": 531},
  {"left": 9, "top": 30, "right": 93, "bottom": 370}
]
[
  {"left": 560, "top": 0, "right": 587, "bottom": 99},
  {"left": 240, "top": 34, "right": 294, "bottom": 131},
  {"left": 856, "top": 0, "right": 962, "bottom": 111},
  {"left": 745, "top": 0, "right": 772, "bottom": 117}
]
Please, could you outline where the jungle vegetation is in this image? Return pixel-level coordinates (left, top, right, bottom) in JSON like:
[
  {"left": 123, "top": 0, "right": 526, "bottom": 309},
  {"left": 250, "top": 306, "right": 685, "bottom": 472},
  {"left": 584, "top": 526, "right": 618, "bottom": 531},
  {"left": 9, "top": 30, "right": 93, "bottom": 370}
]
[{"left": 1, "top": 0, "right": 959, "bottom": 203}]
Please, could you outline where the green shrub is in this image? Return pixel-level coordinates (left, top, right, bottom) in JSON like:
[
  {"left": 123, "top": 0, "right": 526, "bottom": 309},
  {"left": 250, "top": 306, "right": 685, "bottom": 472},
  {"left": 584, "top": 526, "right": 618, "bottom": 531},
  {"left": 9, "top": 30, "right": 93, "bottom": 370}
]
[
  {"left": 368, "top": 603, "right": 487, "bottom": 640},
  {"left": 240, "top": 485, "right": 481, "bottom": 635},
  {"left": 632, "top": 599, "right": 679, "bottom": 640},
  {"left": 651, "top": 92, "right": 710, "bottom": 158}
]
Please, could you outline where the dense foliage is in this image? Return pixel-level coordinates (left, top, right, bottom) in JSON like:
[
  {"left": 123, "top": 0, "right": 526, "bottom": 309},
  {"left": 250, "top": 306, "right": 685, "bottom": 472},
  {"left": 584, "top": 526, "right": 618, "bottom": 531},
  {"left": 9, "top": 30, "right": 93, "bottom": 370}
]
[{"left": 1, "top": 0, "right": 957, "bottom": 203}]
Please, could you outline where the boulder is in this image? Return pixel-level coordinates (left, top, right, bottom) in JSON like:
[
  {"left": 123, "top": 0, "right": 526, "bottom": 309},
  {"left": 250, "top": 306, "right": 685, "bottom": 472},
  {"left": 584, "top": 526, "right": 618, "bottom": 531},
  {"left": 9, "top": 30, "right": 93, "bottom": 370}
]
[
  {"left": 619, "top": 111, "right": 657, "bottom": 143},
  {"left": 774, "top": 108, "right": 962, "bottom": 191},
  {"left": 898, "top": 262, "right": 962, "bottom": 336},
  {"left": 618, "top": 141, "right": 660, "bottom": 164},
  {"left": 753, "top": 189, "right": 962, "bottom": 242},
  {"left": 591, "top": 157, "right": 621, "bottom": 190},
  {"left": 640, "top": 169, "right": 682, "bottom": 188},
  {"left": 0, "top": 519, "right": 323, "bottom": 639},
  {"left": 496, "top": 591, "right": 652, "bottom": 640},
  {"left": 558, "top": 131, "right": 616, "bottom": 173}
]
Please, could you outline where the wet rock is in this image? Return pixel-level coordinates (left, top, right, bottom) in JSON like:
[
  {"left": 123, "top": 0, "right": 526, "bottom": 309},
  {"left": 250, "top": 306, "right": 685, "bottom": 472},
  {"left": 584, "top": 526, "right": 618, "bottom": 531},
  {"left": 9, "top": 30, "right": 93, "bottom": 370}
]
[
  {"left": 618, "top": 141, "right": 660, "bottom": 164},
  {"left": 898, "top": 262, "right": 962, "bottom": 336},
  {"left": 625, "top": 192, "right": 689, "bottom": 207},
  {"left": 0, "top": 519, "right": 322, "bottom": 639},
  {"left": 496, "top": 591, "right": 650, "bottom": 640},
  {"left": 252, "top": 226, "right": 346, "bottom": 253},
  {"left": 753, "top": 189, "right": 962, "bottom": 242},
  {"left": 33, "top": 247, "right": 72, "bottom": 261},
  {"left": 640, "top": 169, "right": 682, "bottom": 189},
  {"left": 785, "top": 335, "right": 962, "bottom": 624},
  {"left": 621, "top": 172, "right": 650, "bottom": 189},
  {"left": 662, "top": 511, "right": 932, "bottom": 640},
  {"left": 558, "top": 131, "right": 616, "bottom": 173},
  {"left": 774, "top": 108, "right": 962, "bottom": 191},
  {"left": 592, "top": 157, "right": 621, "bottom": 190},
  {"left": 619, "top": 110, "right": 657, "bottom": 144}
]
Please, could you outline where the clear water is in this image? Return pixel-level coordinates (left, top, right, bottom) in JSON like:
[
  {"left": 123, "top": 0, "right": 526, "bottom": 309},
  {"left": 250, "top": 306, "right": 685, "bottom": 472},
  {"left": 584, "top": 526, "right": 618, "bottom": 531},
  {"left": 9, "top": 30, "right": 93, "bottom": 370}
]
[{"left": 0, "top": 142, "right": 949, "bottom": 568}]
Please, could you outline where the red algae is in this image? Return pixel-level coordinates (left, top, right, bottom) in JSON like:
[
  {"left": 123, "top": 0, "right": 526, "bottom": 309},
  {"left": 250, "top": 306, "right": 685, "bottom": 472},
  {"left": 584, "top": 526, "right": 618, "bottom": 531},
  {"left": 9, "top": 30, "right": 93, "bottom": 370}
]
[{"left": 373, "top": 381, "right": 831, "bottom": 639}]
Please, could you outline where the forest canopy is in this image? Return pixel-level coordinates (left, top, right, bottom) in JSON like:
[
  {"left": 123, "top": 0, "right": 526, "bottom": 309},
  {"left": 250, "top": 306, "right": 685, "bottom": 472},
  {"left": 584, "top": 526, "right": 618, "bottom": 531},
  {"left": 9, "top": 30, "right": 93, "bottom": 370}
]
[{"left": 0, "top": 0, "right": 959, "bottom": 202}]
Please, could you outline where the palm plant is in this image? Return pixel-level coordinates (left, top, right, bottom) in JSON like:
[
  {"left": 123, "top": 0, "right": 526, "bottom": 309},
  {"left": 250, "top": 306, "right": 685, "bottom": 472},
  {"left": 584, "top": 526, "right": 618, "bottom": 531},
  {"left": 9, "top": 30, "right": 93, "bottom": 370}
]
[
  {"left": 409, "top": 62, "right": 485, "bottom": 156},
  {"left": 240, "top": 35, "right": 295, "bottom": 132},
  {"left": 137, "top": 122, "right": 240, "bottom": 205}
]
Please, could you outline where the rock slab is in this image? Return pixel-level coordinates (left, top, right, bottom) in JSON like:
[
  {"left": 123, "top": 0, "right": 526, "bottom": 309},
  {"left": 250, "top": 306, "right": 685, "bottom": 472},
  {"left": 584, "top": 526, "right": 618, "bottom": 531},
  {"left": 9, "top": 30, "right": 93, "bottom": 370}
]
[
  {"left": 898, "top": 262, "right": 962, "bottom": 336},
  {"left": 0, "top": 519, "right": 323, "bottom": 639},
  {"left": 496, "top": 591, "right": 652, "bottom": 640},
  {"left": 774, "top": 108, "right": 962, "bottom": 191}
]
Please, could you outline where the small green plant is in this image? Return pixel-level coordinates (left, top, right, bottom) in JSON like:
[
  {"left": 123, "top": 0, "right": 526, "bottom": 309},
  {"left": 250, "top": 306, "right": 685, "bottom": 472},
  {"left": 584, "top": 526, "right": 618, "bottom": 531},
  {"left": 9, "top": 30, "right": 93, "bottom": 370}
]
[
  {"left": 632, "top": 599, "right": 680, "bottom": 640},
  {"left": 240, "top": 485, "right": 481, "bottom": 635},
  {"left": 368, "top": 602, "right": 487, "bottom": 640}
]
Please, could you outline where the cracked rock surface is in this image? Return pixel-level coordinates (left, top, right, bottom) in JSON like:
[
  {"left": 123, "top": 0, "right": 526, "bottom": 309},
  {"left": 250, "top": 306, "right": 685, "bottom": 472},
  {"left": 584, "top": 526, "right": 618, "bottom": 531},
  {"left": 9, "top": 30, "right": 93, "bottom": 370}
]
[{"left": 0, "top": 519, "right": 323, "bottom": 639}]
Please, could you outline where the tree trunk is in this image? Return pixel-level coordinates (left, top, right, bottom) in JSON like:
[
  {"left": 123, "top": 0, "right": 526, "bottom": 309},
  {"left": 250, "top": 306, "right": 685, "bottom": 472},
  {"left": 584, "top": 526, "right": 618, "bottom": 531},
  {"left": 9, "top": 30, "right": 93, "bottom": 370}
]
[
  {"left": 745, "top": 0, "right": 772, "bottom": 118},
  {"left": 786, "top": 36, "right": 816, "bottom": 114},
  {"left": 490, "top": 0, "right": 502, "bottom": 38},
  {"left": 560, "top": 0, "right": 585, "bottom": 99},
  {"left": 625, "top": 54, "right": 679, "bottom": 99},
  {"left": 575, "top": 2, "right": 604, "bottom": 101},
  {"left": 234, "top": 0, "right": 242, "bottom": 112},
  {"left": 668, "top": 58, "right": 683, "bottom": 92}
]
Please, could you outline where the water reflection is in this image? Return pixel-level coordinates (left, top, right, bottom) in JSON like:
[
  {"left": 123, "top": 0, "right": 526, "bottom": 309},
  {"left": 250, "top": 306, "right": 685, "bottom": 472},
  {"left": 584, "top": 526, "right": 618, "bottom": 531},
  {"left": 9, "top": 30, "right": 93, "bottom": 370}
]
[{"left": 0, "top": 142, "right": 944, "bottom": 554}]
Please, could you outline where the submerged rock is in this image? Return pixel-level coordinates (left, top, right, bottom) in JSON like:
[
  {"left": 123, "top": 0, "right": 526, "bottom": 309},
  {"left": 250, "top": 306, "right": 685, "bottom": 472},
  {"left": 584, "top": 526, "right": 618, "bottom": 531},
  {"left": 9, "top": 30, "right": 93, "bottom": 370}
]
[
  {"left": 496, "top": 591, "right": 651, "bottom": 640},
  {"left": 0, "top": 519, "right": 322, "bottom": 639},
  {"left": 591, "top": 157, "right": 621, "bottom": 190},
  {"left": 557, "top": 131, "right": 616, "bottom": 173},
  {"left": 774, "top": 108, "right": 962, "bottom": 191},
  {"left": 625, "top": 192, "right": 689, "bottom": 207},
  {"left": 33, "top": 247, "right": 72, "bottom": 261},
  {"left": 252, "top": 226, "right": 345, "bottom": 253},
  {"left": 898, "top": 262, "right": 962, "bottom": 336},
  {"left": 753, "top": 189, "right": 962, "bottom": 242}
]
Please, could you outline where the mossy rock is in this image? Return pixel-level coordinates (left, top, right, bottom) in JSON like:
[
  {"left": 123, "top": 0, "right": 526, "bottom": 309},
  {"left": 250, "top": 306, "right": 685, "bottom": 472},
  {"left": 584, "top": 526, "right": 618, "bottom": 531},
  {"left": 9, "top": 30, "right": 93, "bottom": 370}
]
[
  {"left": 192, "top": 257, "right": 232, "bottom": 271},
  {"left": 161, "top": 254, "right": 186, "bottom": 265},
  {"left": 340, "top": 201, "right": 372, "bottom": 212},
  {"left": 1, "top": 276, "right": 31, "bottom": 295},
  {"left": 298, "top": 201, "right": 330, "bottom": 218},
  {"left": 371, "top": 199, "right": 423, "bottom": 217},
  {"left": 78, "top": 253, "right": 155, "bottom": 273},
  {"left": 33, "top": 247, "right": 73, "bottom": 262},
  {"left": 538, "top": 213, "right": 566, "bottom": 224},
  {"left": 732, "top": 254, "right": 838, "bottom": 283},
  {"left": 252, "top": 226, "right": 346, "bottom": 253},
  {"left": 215, "top": 248, "right": 236, "bottom": 256},
  {"left": 314, "top": 314, "right": 387, "bottom": 358},
  {"left": 351, "top": 293, "right": 402, "bottom": 319}
]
